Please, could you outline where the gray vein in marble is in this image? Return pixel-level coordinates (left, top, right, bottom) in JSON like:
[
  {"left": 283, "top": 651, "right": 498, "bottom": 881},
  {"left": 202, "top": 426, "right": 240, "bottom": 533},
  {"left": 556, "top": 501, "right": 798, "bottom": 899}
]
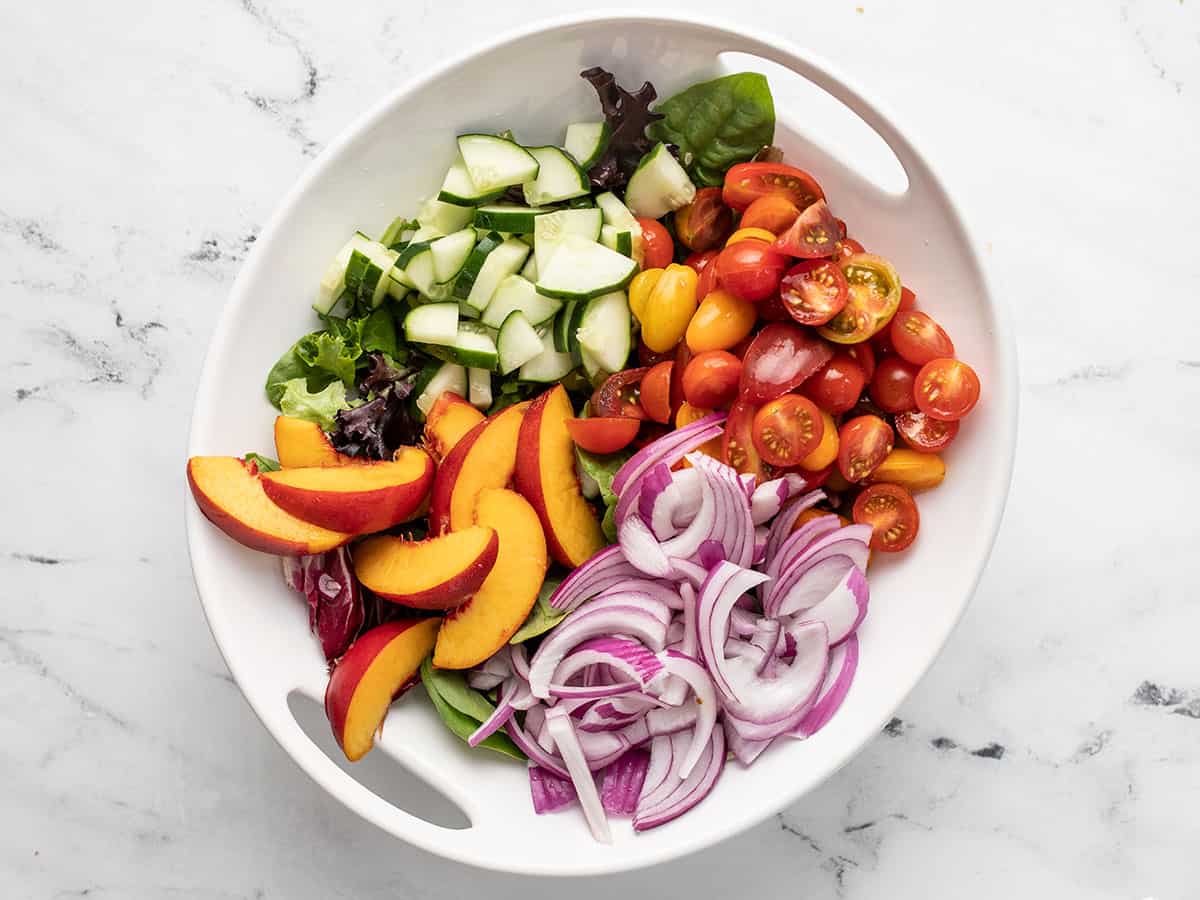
[
  {"left": 0, "top": 210, "right": 62, "bottom": 252},
  {"left": 1048, "top": 362, "right": 1132, "bottom": 388},
  {"left": 1071, "top": 728, "right": 1113, "bottom": 761},
  {"left": 1130, "top": 679, "right": 1200, "bottom": 719},
  {"left": 186, "top": 231, "right": 258, "bottom": 268},
  {"left": 9, "top": 552, "right": 71, "bottom": 565},
  {"left": 1120, "top": 0, "right": 1185, "bottom": 94},
  {"left": 32, "top": 316, "right": 168, "bottom": 399},
  {"left": 777, "top": 815, "right": 860, "bottom": 896},
  {"left": 1178, "top": 359, "right": 1200, "bottom": 368},
  {"left": 237, "top": 0, "right": 322, "bottom": 155}
]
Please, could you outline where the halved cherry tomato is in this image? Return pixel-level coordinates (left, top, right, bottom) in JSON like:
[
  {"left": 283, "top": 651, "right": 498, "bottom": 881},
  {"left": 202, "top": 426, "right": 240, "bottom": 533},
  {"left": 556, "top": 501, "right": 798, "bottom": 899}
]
[
  {"left": 722, "top": 399, "right": 766, "bottom": 480},
  {"left": 592, "top": 367, "right": 650, "bottom": 419},
  {"left": 773, "top": 199, "right": 840, "bottom": 258},
  {"left": 894, "top": 409, "right": 960, "bottom": 452},
  {"left": 846, "top": 342, "right": 876, "bottom": 383},
  {"left": 793, "top": 506, "right": 850, "bottom": 532},
  {"left": 832, "top": 236, "right": 865, "bottom": 263},
  {"left": 639, "top": 361, "right": 674, "bottom": 424},
  {"left": 565, "top": 417, "right": 640, "bottom": 454},
  {"left": 780, "top": 259, "right": 849, "bottom": 325},
  {"left": 891, "top": 310, "right": 954, "bottom": 366},
  {"left": 798, "top": 410, "right": 838, "bottom": 470},
  {"left": 675, "top": 400, "right": 713, "bottom": 428},
  {"left": 715, "top": 239, "right": 789, "bottom": 302},
  {"left": 637, "top": 339, "right": 673, "bottom": 367},
  {"left": 740, "top": 194, "right": 801, "bottom": 233},
  {"left": 686, "top": 288, "right": 757, "bottom": 352},
  {"left": 801, "top": 353, "right": 867, "bottom": 415},
  {"left": 722, "top": 162, "right": 825, "bottom": 212},
  {"left": 751, "top": 395, "right": 824, "bottom": 467},
  {"left": 756, "top": 289, "right": 792, "bottom": 322},
  {"left": 853, "top": 483, "right": 919, "bottom": 552},
  {"left": 818, "top": 253, "right": 902, "bottom": 344},
  {"left": 673, "top": 188, "right": 732, "bottom": 252},
  {"left": 669, "top": 342, "right": 693, "bottom": 418},
  {"left": 899, "top": 286, "right": 918, "bottom": 312},
  {"left": 869, "top": 356, "right": 918, "bottom": 413},
  {"left": 739, "top": 323, "right": 834, "bottom": 405},
  {"left": 837, "top": 415, "right": 894, "bottom": 482},
  {"left": 915, "top": 358, "right": 980, "bottom": 421},
  {"left": 726, "top": 227, "right": 777, "bottom": 246},
  {"left": 682, "top": 350, "right": 742, "bottom": 409},
  {"left": 685, "top": 249, "right": 721, "bottom": 301},
  {"left": 638, "top": 218, "right": 675, "bottom": 269}
]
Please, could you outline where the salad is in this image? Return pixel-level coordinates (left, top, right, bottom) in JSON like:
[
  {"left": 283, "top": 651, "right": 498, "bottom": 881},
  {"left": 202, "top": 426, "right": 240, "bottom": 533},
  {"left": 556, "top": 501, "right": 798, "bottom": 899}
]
[{"left": 186, "top": 66, "right": 982, "bottom": 842}]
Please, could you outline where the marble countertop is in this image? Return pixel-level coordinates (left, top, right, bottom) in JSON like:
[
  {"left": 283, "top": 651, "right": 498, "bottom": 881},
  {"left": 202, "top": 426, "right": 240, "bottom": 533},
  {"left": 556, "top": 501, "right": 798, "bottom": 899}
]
[{"left": 4, "top": 0, "right": 1199, "bottom": 896}]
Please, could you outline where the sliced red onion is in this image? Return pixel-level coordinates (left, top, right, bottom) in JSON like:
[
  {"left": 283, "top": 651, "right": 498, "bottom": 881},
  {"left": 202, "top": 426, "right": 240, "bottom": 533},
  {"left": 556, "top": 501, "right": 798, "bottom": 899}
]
[
  {"left": 529, "top": 764, "right": 577, "bottom": 813},
  {"left": 670, "top": 557, "right": 709, "bottom": 586},
  {"left": 753, "top": 526, "right": 769, "bottom": 564},
  {"left": 601, "top": 748, "right": 651, "bottom": 815},
  {"left": 646, "top": 703, "right": 698, "bottom": 737},
  {"left": 638, "top": 466, "right": 703, "bottom": 540},
  {"left": 688, "top": 453, "right": 755, "bottom": 568},
  {"left": 577, "top": 718, "right": 651, "bottom": 770},
  {"left": 738, "top": 472, "right": 757, "bottom": 500},
  {"left": 749, "top": 618, "right": 783, "bottom": 676},
  {"left": 750, "top": 474, "right": 811, "bottom": 525},
  {"left": 725, "top": 720, "right": 773, "bottom": 766},
  {"left": 579, "top": 697, "right": 656, "bottom": 733},
  {"left": 793, "top": 566, "right": 868, "bottom": 646},
  {"left": 467, "top": 670, "right": 505, "bottom": 691},
  {"left": 650, "top": 466, "right": 716, "bottom": 562},
  {"left": 638, "top": 735, "right": 674, "bottom": 804},
  {"left": 760, "top": 489, "right": 827, "bottom": 566},
  {"left": 596, "top": 578, "right": 683, "bottom": 611},
  {"left": 506, "top": 715, "right": 568, "bottom": 780},
  {"left": 696, "top": 539, "right": 725, "bottom": 569},
  {"left": 791, "top": 634, "right": 859, "bottom": 739},
  {"left": 697, "top": 562, "right": 771, "bottom": 704},
  {"left": 522, "top": 704, "right": 557, "bottom": 754},
  {"left": 659, "top": 582, "right": 699, "bottom": 706},
  {"left": 633, "top": 727, "right": 726, "bottom": 831},
  {"left": 666, "top": 618, "right": 686, "bottom": 646},
  {"left": 612, "top": 412, "right": 726, "bottom": 512},
  {"left": 658, "top": 650, "right": 718, "bottom": 778},
  {"left": 548, "top": 637, "right": 664, "bottom": 699},
  {"left": 634, "top": 731, "right": 689, "bottom": 814},
  {"left": 728, "top": 607, "right": 761, "bottom": 637},
  {"left": 619, "top": 514, "right": 674, "bottom": 578},
  {"left": 762, "top": 514, "right": 843, "bottom": 598},
  {"left": 766, "top": 529, "right": 871, "bottom": 618},
  {"left": 768, "top": 554, "right": 857, "bottom": 620},
  {"left": 547, "top": 544, "right": 639, "bottom": 612},
  {"left": 467, "top": 679, "right": 518, "bottom": 747},
  {"left": 725, "top": 639, "right": 766, "bottom": 668},
  {"left": 545, "top": 707, "right": 611, "bottom": 843}
]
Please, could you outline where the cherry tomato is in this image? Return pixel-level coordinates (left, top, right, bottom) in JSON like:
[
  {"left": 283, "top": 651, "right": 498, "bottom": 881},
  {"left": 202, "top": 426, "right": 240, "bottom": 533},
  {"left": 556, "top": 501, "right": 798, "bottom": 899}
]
[
  {"left": 846, "top": 342, "right": 876, "bottom": 383},
  {"left": 740, "top": 194, "right": 801, "bottom": 233},
  {"left": 726, "top": 227, "right": 778, "bottom": 246},
  {"left": 629, "top": 264, "right": 698, "bottom": 353},
  {"left": 756, "top": 289, "right": 792, "bottom": 322},
  {"left": 675, "top": 402, "right": 723, "bottom": 460},
  {"left": 801, "top": 353, "right": 867, "bottom": 415},
  {"left": 793, "top": 507, "right": 850, "bottom": 532},
  {"left": 834, "top": 218, "right": 847, "bottom": 239},
  {"left": 669, "top": 342, "right": 692, "bottom": 417},
  {"left": 722, "top": 162, "right": 825, "bottom": 212},
  {"left": 684, "top": 249, "right": 718, "bottom": 274},
  {"left": 638, "top": 218, "right": 675, "bottom": 269},
  {"left": 832, "top": 237, "right": 865, "bottom": 263},
  {"left": 798, "top": 410, "right": 838, "bottom": 470},
  {"left": 715, "top": 239, "right": 789, "bottom": 302},
  {"left": 637, "top": 339, "right": 673, "bottom": 367},
  {"left": 869, "top": 356, "right": 919, "bottom": 413},
  {"left": 722, "top": 399, "right": 766, "bottom": 481},
  {"left": 837, "top": 415, "right": 894, "bottom": 482},
  {"left": 592, "top": 367, "right": 650, "bottom": 419},
  {"left": 891, "top": 310, "right": 955, "bottom": 366},
  {"left": 853, "top": 483, "right": 919, "bottom": 552},
  {"left": 915, "top": 358, "right": 981, "bottom": 421},
  {"left": 899, "top": 286, "right": 918, "bottom": 312},
  {"left": 682, "top": 350, "right": 742, "bottom": 409},
  {"left": 685, "top": 288, "right": 757, "bottom": 353},
  {"left": 895, "top": 409, "right": 960, "bottom": 452},
  {"left": 751, "top": 395, "right": 824, "bottom": 467},
  {"left": 673, "top": 188, "right": 732, "bottom": 252},
  {"left": 780, "top": 259, "right": 849, "bottom": 326},
  {"left": 872, "top": 320, "right": 897, "bottom": 356},
  {"left": 565, "top": 417, "right": 640, "bottom": 454},
  {"left": 639, "top": 361, "right": 674, "bottom": 424},
  {"left": 739, "top": 323, "right": 834, "bottom": 405},
  {"left": 867, "top": 448, "right": 946, "bottom": 493},
  {"left": 773, "top": 199, "right": 840, "bottom": 258},
  {"left": 818, "top": 253, "right": 902, "bottom": 344},
  {"left": 685, "top": 249, "right": 721, "bottom": 301}
]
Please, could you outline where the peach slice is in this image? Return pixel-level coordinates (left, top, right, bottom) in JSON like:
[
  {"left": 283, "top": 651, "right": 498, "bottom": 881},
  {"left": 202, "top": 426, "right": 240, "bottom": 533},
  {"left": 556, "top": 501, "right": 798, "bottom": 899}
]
[
  {"left": 260, "top": 447, "right": 433, "bottom": 534},
  {"left": 423, "top": 392, "right": 484, "bottom": 462},
  {"left": 514, "top": 385, "right": 605, "bottom": 568},
  {"left": 429, "top": 401, "right": 530, "bottom": 534},
  {"left": 274, "top": 416, "right": 348, "bottom": 468},
  {"left": 187, "top": 456, "right": 351, "bottom": 555},
  {"left": 324, "top": 617, "right": 439, "bottom": 761},
  {"left": 434, "top": 488, "right": 547, "bottom": 669},
  {"left": 353, "top": 526, "right": 499, "bottom": 610}
]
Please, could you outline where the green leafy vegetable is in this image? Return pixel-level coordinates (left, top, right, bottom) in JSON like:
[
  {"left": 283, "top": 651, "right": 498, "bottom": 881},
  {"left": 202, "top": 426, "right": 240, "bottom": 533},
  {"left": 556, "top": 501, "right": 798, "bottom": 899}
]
[
  {"left": 419, "top": 657, "right": 524, "bottom": 761},
  {"left": 242, "top": 452, "right": 281, "bottom": 473},
  {"left": 649, "top": 72, "right": 775, "bottom": 187},
  {"left": 356, "top": 306, "right": 399, "bottom": 358},
  {"left": 510, "top": 578, "right": 567, "bottom": 644},
  {"left": 575, "top": 446, "right": 631, "bottom": 543},
  {"left": 278, "top": 378, "right": 351, "bottom": 430}
]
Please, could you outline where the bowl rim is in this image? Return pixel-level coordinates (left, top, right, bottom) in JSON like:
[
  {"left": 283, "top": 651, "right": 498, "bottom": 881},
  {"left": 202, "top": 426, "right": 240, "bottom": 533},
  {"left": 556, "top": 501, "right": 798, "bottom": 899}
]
[{"left": 185, "top": 9, "right": 1018, "bottom": 875}]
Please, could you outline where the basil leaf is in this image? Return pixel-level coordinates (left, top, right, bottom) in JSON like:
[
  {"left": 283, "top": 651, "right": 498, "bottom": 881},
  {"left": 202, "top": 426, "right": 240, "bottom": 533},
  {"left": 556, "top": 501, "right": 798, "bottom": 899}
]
[
  {"left": 242, "top": 452, "right": 280, "bottom": 473},
  {"left": 510, "top": 578, "right": 567, "bottom": 644},
  {"left": 649, "top": 72, "right": 775, "bottom": 187},
  {"left": 419, "top": 657, "right": 525, "bottom": 761}
]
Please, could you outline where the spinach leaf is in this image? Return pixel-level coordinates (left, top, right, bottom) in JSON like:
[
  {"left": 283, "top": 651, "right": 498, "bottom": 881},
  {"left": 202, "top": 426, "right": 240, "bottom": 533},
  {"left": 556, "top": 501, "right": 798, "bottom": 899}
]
[
  {"left": 277, "top": 378, "right": 351, "bottom": 430},
  {"left": 510, "top": 578, "right": 567, "bottom": 645},
  {"left": 357, "top": 305, "right": 399, "bottom": 358},
  {"left": 242, "top": 452, "right": 280, "bottom": 473},
  {"left": 649, "top": 72, "right": 775, "bottom": 187},
  {"left": 265, "top": 334, "right": 330, "bottom": 406},
  {"left": 419, "top": 657, "right": 524, "bottom": 761},
  {"left": 575, "top": 446, "right": 631, "bottom": 543}
]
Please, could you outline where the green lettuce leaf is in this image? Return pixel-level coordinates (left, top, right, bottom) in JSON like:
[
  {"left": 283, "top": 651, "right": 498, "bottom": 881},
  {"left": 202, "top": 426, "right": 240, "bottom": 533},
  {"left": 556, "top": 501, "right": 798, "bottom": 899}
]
[
  {"left": 575, "top": 446, "right": 631, "bottom": 543},
  {"left": 278, "top": 378, "right": 351, "bottom": 430},
  {"left": 242, "top": 452, "right": 280, "bottom": 473},
  {"left": 510, "top": 577, "right": 567, "bottom": 644},
  {"left": 297, "top": 332, "right": 357, "bottom": 388},
  {"left": 419, "top": 657, "right": 524, "bottom": 761}
]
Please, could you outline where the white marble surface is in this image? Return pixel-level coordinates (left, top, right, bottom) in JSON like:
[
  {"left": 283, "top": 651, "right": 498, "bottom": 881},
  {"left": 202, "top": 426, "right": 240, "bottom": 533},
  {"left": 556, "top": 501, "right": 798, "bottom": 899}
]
[{"left": 3, "top": 0, "right": 1199, "bottom": 896}]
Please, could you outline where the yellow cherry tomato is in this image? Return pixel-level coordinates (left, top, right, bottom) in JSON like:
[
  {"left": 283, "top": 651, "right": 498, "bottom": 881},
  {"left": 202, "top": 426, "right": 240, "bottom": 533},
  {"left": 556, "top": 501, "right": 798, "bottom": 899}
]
[
  {"left": 685, "top": 288, "right": 757, "bottom": 353},
  {"left": 798, "top": 411, "right": 838, "bottom": 470},
  {"left": 628, "top": 268, "right": 664, "bottom": 323},
  {"left": 866, "top": 448, "right": 945, "bottom": 492},
  {"left": 675, "top": 402, "right": 722, "bottom": 459},
  {"left": 725, "top": 227, "right": 778, "bottom": 247},
  {"left": 791, "top": 507, "right": 851, "bottom": 532},
  {"left": 633, "top": 263, "right": 698, "bottom": 353}
]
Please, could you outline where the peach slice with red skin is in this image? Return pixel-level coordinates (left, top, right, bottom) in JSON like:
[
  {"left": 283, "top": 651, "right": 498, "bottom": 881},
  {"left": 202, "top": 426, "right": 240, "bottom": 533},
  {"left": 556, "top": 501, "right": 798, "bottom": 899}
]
[
  {"left": 429, "top": 401, "right": 529, "bottom": 534},
  {"left": 324, "top": 617, "right": 439, "bottom": 761},
  {"left": 187, "top": 456, "right": 351, "bottom": 554},
  {"left": 274, "top": 416, "right": 349, "bottom": 468},
  {"left": 423, "top": 392, "right": 484, "bottom": 462},
  {"left": 434, "top": 488, "right": 548, "bottom": 669},
  {"left": 260, "top": 447, "right": 433, "bottom": 534},
  {"left": 353, "top": 526, "right": 499, "bottom": 610},
  {"left": 515, "top": 385, "right": 606, "bottom": 568}
]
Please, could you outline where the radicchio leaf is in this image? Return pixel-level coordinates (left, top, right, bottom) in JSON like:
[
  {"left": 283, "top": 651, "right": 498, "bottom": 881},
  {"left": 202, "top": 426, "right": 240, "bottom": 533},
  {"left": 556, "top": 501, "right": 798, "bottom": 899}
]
[
  {"left": 579, "top": 67, "right": 663, "bottom": 192},
  {"left": 283, "top": 548, "right": 363, "bottom": 662}
]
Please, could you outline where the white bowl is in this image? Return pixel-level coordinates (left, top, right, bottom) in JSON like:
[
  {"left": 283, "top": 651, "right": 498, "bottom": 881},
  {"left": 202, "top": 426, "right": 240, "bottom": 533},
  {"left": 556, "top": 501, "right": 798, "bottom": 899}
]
[{"left": 186, "top": 12, "right": 1017, "bottom": 876}]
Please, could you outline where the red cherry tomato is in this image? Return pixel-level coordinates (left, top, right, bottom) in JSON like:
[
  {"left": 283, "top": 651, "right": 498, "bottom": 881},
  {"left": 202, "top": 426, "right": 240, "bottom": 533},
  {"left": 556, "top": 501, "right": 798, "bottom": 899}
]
[
  {"left": 915, "top": 358, "right": 981, "bottom": 421},
  {"left": 722, "top": 162, "right": 825, "bottom": 212},
  {"left": 739, "top": 324, "right": 834, "bottom": 405},
  {"left": 895, "top": 409, "right": 960, "bottom": 452},
  {"left": 751, "top": 395, "right": 824, "bottom": 467},
  {"left": 638, "top": 218, "right": 675, "bottom": 270},
  {"left": 639, "top": 361, "right": 674, "bottom": 424},
  {"left": 891, "top": 310, "right": 955, "bottom": 366},
  {"left": 684, "top": 249, "right": 718, "bottom": 274},
  {"left": 899, "top": 286, "right": 918, "bottom": 312},
  {"left": 834, "top": 217, "right": 848, "bottom": 239},
  {"left": 715, "top": 239, "right": 789, "bottom": 302},
  {"left": 832, "top": 236, "right": 865, "bottom": 263},
  {"left": 780, "top": 259, "right": 849, "bottom": 325},
  {"left": 685, "top": 249, "right": 721, "bottom": 301},
  {"left": 681, "top": 351, "right": 742, "bottom": 409},
  {"left": 846, "top": 342, "right": 876, "bottom": 383},
  {"left": 837, "top": 415, "right": 894, "bottom": 482},
  {"left": 669, "top": 342, "right": 692, "bottom": 418},
  {"left": 772, "top": 199, "right": 840, "bottom": 258},
  {"left": 673, "top": 188, "right": 732, "bottom": 252},
  {"left": 756, "top": 289, "right": 791, "bottom": 322},
  {"left": 801, "top": 353, "right": 867, "bottom": 415},
  {"left": 636, "top": 338, "right": 673, "bottom": 367},
  {"left": 869, "top": 356, "right": 919, "bottom": 413},
  {"left": 565, "top": 417, "right": 640, "bottom": 454},
  {"left": 592, "top": 367, "right": 650, "bottom": 419},
  {"left": 722, "top": 399, "right": 767, "bottom": 481},
  {"left": 739, "top": 194, "right": 801, "bottom": 233},
  {"left": 853, "top": 483, "right": 919, "bottom": 552}
]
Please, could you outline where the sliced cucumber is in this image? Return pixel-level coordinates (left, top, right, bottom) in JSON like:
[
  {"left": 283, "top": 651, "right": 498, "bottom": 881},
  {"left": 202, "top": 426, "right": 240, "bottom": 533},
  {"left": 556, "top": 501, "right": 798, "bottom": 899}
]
[
  {"left": 379, "top": 216, "right": 415, "bottom": 248},
  {"left": 482, "top": 274, "right": 562, "bottom": 329},
  {"left": 316, "top": 232, "right": 374, "bottom": 314},
  {"left": 410, "top": 224, "right": 444, "bottom": 243},
  {"left": 624, "top": 143, "right": 696, "bottom": 219},
  {"left": 442, "top": 322, "right": 500, "bottom": 369},
  {"left": 456, "top": 134, "right": 539, "bottom": 193},
  {"left": 579, "top": 344, "right": 604, "bottom": 380},
  {"left": 430, "top": 229, "right": 477, "bottom": 284},
  {"left": 438, "top": 156, "right": 505, "bottom": 207},
  {"left": 472, "top": 204, "right": 552, "bottom": 234},
  {"left": 496, "top": 311, "right": 544, "bottom": 375},
  {"left": 452, "top": 232, "right": 504, "bottom": 301},
  {"left": 564, "top": 121, "right": 611, "bottom": 170},
  {"left": 404, "top": 302, "right": 459, "bottom": 346},
  {"left": 404, "top": 247, "right": 453, "bottom": 300},
  {"left": 415, "top": 362, "right": 468, "bottom": 417},
  {"left": 522, "top": 146, "right": 589, "bottom": 206},
  {"left": 595, "top": 191, "right": 645, "bottom": 266},
  {"left": 345, "top": 242, "right": 399, "bottom": 309},
  {"left": 468, "top": 367, "right": 493, "bottom": 410},
  {"left": 576, "top": 291, "right": 632, "bottom": 374},
  {"left": 387, "top": 279, "right": 410, "bottom": 302},
  {"left": 464, "top": 237, "right": 531, "bottom": 312},
  {"left": 533, "top": 207, "right": 603, "bottom": 275},
  {"left": 535, "top": 235, "right": 637, "bottom": 301},
  {"left": 518, "top": 328, "right": 576, "bottom": 383},
  {"left": 552, "top": 299, "right": 589, "bottom": 353},
  {"left": 520, "top": 253, "right": 538, "bottom": 282},
  {"left": 600, "top": 224, "right": 634, "bottom": 257},
  {"left": 417, "top": 196, "right": 473, "bottom": 235}
]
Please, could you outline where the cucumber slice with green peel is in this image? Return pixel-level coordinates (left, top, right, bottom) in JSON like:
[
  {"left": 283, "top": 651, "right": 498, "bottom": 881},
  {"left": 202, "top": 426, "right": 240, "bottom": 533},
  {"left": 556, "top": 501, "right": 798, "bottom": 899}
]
[
  {"left": 475, "top": 227, "right": 512, "bottom": 243},
  {"left": 464, "top": 237, "right": 531, "bottom": 312},
  {"left": 316, "top": 232, "right": 375, "bottom": 314},
  {"left": 579, "top": 344, "right": 604, "bottom": 380},
  {"left": 481, "top": 274, "right": 562, "bottom": 329},
  {"left": 600, "top": 224, "right": 634, "bottom": 257},
  {"left": 415, "top": 362, "right": 468, "bottom": 417},
  {"left": 519, "top": 253, "right": 538, "bottom": 281},
  {"left": 576, "top": 291, "right": 632, "bottom": 374},
  {"left": 624, "top": 143, "right": 697, "bottom": 219},
  {"left": 564, "top": 121, "right": 611, "bottom": 170},
  {"left": 456, "top": 134, "right": 539, "bottom": 193},
  {"left": 533, "top": 207, "right": 604, "bottom": 275},
  {"left": 410, "top": 224, "right": 444, "bottom": 243},
  {"left": 429, "top": 229, "right": 477, "bottom": 283},
  {"left": 345, "top": 243, "right": 399, "bottom": 309},
  {"left": 403, "top": 247, "right": 453, "bottom": 300},
  {"left": 394, "top": 240, "right": 431, "bottom": 270},
  {"left": 438, "top": 157, "right": 505, "bottom": 207},
  {"left": 452, "top": 232, "right": 505, "bottom": 301},
  {"left": 522, "top": 146, "right": 590, "bottom": 206},
  {"left": 417, "top": 197, "right": 472, "bottom": 236},
  {"left": 387, "top": 279, "right": 410, "bottom": 302},
  {"left": 472, "top": 204, "right": 552, "bottom": 233},
  {"left": 518, "top": 328, "right": 576, "bottom": 383},
  {"left": 535, "top": 235, "right": 638, "bottom": 301},
  {"left": 551, "top": 300, "right": 589, "bottom": 353},
  {"left": 433, "top": 321, "right": 499, "bottom": 369},
  {"left": 404, "top": 302, "right": 459, "bottom": 346},
  {"left": 468, "top": 367, "right": 493, "bottom": 410},
  {"left": 496, "top": 311, "right": 545, "bottom": 375},
  {"left": 595, "top": 191, "right": 645, "bottom": 266},
  {"left": 379, "top": 216, "right": 416, "bottom": 248}
]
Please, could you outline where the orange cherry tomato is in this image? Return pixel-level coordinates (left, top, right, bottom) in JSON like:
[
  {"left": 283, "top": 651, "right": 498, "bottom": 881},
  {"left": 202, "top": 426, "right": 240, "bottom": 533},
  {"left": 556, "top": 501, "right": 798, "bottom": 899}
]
[
  {"left": 869, "top": 356, "right": 918, "bottom": 413},
  {"left": 751, "top": 395, "right": 824, "bottom": 467},
  {"left": 715, "top": 239, "right": 789, "bottom": 302},
  {"left": 725, "top": 227, "right": 778, "bottom": 246},
  {"left": 639, "top": 361, "right": 674, "bottom": 424},
  {"left": 915, "top": 358, "right": 981, "bottom": 421},
  {"left": 638, "top": 218, "right": 675, "bottom": 270},
  {"left": 685, "top": 288, "right": 757, "bottom": 353},
  {"left": 682, "top": 350, "right": 742, "bottom": 409},
  {"left": 565, "top": 417, "right": 641, "bottom": 454},
  {"left": 722, "top": 162, "right": 825, "bottom": 212},
  {"left": 673, "top": 188, "right": 733, "bottom": 252},
  {"left": 797, "top": 410, "right": 838, "bottom": 471},
  {"left": 740, "top": 194, "right": 801, "bottom": 233},
  {"left": 853, "top": 483, "right": 919, "bottom": 552},
  {"left": 801, "top": 353, "right": 867, "bottom": 415},
  {"left": 722, "top": 398, "right": 766, "bottom": 481},
  {"left": 837, "top": 415, "right": 894, "bottom": 482},
  {"left": 891, "top": 311, "right": 955, "bottom": 366},
  {"left": 818, "top": 253, "right": 902, "bottom": 344}
]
